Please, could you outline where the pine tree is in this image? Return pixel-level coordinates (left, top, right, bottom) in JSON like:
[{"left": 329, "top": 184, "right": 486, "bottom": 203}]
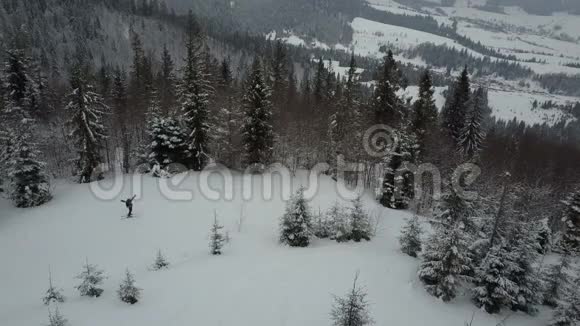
[
  {"left": 441, "top": 67, "right": 470, "bottom": 142},
  {"left": 458, "top": 87, "right": 487, "bottom": 160},
  {"left": 43, "top": 269, "right": 65, "bottom": 305},
  {"left": 543, "top": 251, "right": 572, "bottom": 308},
  {"left": 350, "top": 197, "right": 373, "bottom": 242},
  {"left": 549, "top": 271, "right": 580, "bottom": 326},
  {"left": 111, "top": 69, "right": 131, "bottom": 173},
  {"left": 412, "top": 70, "right": 438, "bottom": 156},
  {"left": 7, "top": 131, "right": 51, "bottom": 207},
  {"left": 380, "top": 147, "right": 403, "bottom": 209},
  {"left": 279, "top": 187, "right": 312, "bottom": 247},
  {"left": 561, "top": 189, "right": 580, "bottom": 251},
  {"left": 399, "top": 215, "right": 423, "bottom": 258},
  {"left": 180, "top": 12, "right": 213, "bottom": 171},
  {"left": 47, "top": 307, "right": 68, "bottom": 326},
  {"left": 270, "top": 40, "right": 288, "bottom": 113},
  {"left": 3, "top": 49, "right": 30, "bottom": 117},
  {"left": 241, "top": 58, "right": 274, "bottom": 169},
  {"left": 65, "top": 60, "right": 109, "bottom": 183},
  {"left": 471, "top": 241, "right": 518, "bottom": 314},
  {"left": 118, "top": 269, "right": 141, "bottom": 304},
  {"left": 151, "top": 249, "right": 169, "bottom": 270},
  {"left": 214, "top": 58, "right": 241, "bottom": 168},
  {"left": 146, "top": 112, "right": 189, "bottom": 173},
  {"left": 418, "top": 222, "right": 472, "bottom": 302},
  {"left": 159, "top": 44, "right": 176, "bottom": 113},
  {"left": 75, "top": 259, "right": 105, "bottom": 297},
  {"left": 330, "top": 273, "right": 374, "bottom": 326},
  {"left": 372, "top": 50, "right": 403, "bottom": 125},
  {"left": 313, "top": 56, "right": 326, "bottom": 105},
  {"left": 209, "top": 212, "right": 225, "bottom": 255},
  {"left": 433, "top": 186, "right": 476, "bottom": 233}
]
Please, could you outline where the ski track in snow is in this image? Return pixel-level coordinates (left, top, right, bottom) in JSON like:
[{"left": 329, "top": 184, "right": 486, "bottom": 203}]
[{"left": 0, "top": 171, "right": 552, "bottom": 326}]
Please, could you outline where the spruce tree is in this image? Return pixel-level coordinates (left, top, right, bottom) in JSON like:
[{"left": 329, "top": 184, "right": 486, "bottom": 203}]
[
  {"left": 65, "top": 60, "right": 109, "bottom": 183},
  {"left": 458, "top": 87, "right": 487, "bottom": 160},
  {"left": 399, "top": 215, "right": 423, "bottom": 258},
  {"left": 561, "top": 189, "right": 580, "bottom": 251},
  {"left": 180, "top": 12, "right": 213, "bottom": 171},
  {"left": 146, "top": 114, "right": 189, "bottom": 172},
  {"left": 330, "top": 273, "right": 374, "bottom": 326},
  {"left": 350, "top": 197, "right": 373, "bottom": 242},
  {"left": 549, "top": 271, "right": 580, "bottom": 326},
  {"left": 412, "top": 70, "right": 438, "bottom": 156},
  {"left": 43, "top": 269, "right": 65, "bottom": 305},
  {"left": 214, "top": 58, "right": 241, "bottom": 168},
  {"left": 241, "top": 58, "right": 274, "bottom": 169},
  {"left": 151, "top": 249, "right": 169, "bottom": 270},
  {"left": 543, "top": 251, "right": 572, "bottom": 307},
  {"left": 159, "top": 44, "right": 176, "bottom": 113},
  {"left": 3, "top": 49, "right": 30, "bottom": 116},
  {"left": 471, "top": 241, "right": 518, "bottom": 314},
  {"left": 75, "top": 259, "right": 105, "bottom": 297},
  {"left": 270, "top": 40, "right": 289, "bottom": 113},
  {"left": 372, "top": 50, "right": 403, "bottom": 125},
  {"left": 8, "top": 131, "right": 51, "bottom": 207},
  {"left": 118, "top": 269, "right": 141, "bottom": 304},
  {"left": 433, "top": 186, "right": 475, "bottom": 232},
  {"left": 47, "top": 307, "right": 68, "bottom": 326},
  {"left": 327, "top": 202, "right": 352, "bottom": 243},
  {"left": 209, "top": 213, "right": 225, "bottom": 255},
  {"left": 418, "top": 222, "right": 472, "bottom": 302},
  {"left": 441, "top": 67, "right": 470, "bottom": 142},
  {"left": 111, "top": 69, "right": 131, "bottom": 173},
  {"left": 279, "top": 187, "right": 312, "bottom": 247}
]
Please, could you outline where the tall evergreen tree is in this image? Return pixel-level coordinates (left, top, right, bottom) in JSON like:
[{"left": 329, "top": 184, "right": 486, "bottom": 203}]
[
  {"left": 412, "top": 70, "right": 438, "bottom": 157},
  {"left": 65, "top": 60, "right": 109, "bottom": 183},
  {"left": 3, "top": 49, "right": 29, "bottom": 116},
  {"left": 549, "top": 270, "right": 580, "bottom": 326},
  {"left": 112, "top": 69, "right": 131, "bottom": 173},
  {"left": 543, "top": 251, "right": 573, "bottom": 307},
  {"left": 270, "top": 40, "right": 288, "bottom": 115},
  {"left": 458, "top": 87, "right": 487, "bottom": 160},
  {"left": 180, "top": 12, "right": 213, "bottom": 171},
  {"left": 561, "top": 189, "right": 580, "bottom": 251},
  {"left": 158, "top": 44, "right": 176, "bottom": 113},
  {"left": 214, "top": 58, "right": 241, "bottom": 168},
  {"left": 441, "top": 66, "right": 470, "bottom": 142},
  {"left": 7, "top": 131, "right": 51, "bottom": 207},
  {"left": 241, "top": 58, "right": 274, "bottom": 168},
  {"left": 372, "top": 50, "right": 403, "bottom": 125}
]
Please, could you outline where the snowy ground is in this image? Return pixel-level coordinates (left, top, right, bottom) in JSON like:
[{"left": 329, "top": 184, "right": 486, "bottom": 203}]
[{"left": 0, "top": 170, "right": 554, "bottom": 326}]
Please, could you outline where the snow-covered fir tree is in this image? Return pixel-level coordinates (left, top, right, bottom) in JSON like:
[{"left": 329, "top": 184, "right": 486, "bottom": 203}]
[
  {"left": 543, "top": 250, "right": 572, "bottom": 307},
  {"left": 458, "top": 87, "right": 487, "bottom": 160},
  {"left": 47, "top": 307, "right": 68, "bottom": 326},
  {"left": 313, "top": 207, "right": 334, "bottom": 239},
  {"left": 412, "top": 69, "right": 438, "bottom": 156},
  {"left": 561, "top": 189, "right": 580, "bottom": 251},
  {"left": 326, "top": 202, "right": 352, "bottom": 242},
  {"left": 471, "top": 241, "right": 518, "bottom": 314},
  {"left": 158, "top": 44, "right": 177, "bottom": 113},
  {"left": 330, "top": 273, "right": 374, "bottom": 326},
  {"left": 111, "top": 69, "right": 131, "bottom": 173},
  {"left": 146, "top": 114, "right": 189, "bottom": 174},
  {"left": 7, "top": 131, "right": 52, "bottom": 207},
  {"left": 241, "top": 58, "right": 274, "bottom": 169},
  {"left": 441, "top": 67, "right": 470, "bottom": 143},
  {"left": 399, "top": 215, "right": 423, "bottom": 258},
  {"left": 118, "top": 269, "right": 141, "bottom": 304},
  {"left": 418, "top": 222, "right": 473, "bottom": 302},
  {"left": 152, "top": 249, "right": 170, "bottom": 270},
  {"left": 433, "top": 185, "right": 476, "bottom": 233},
  {"left": 549, "top": 270, "right": 580, "bottom": 326},
  {"left": 75, "top": 259, "right": 105, "bottom": 298},
  {"left": 3, "top": 49, "right": 32, "bottom": 118},
  {"left": 350, "top": 197, "right": 373, "bottom": 242},
  {"left": 65, "top": 59, "right": 109, "bottom": 183},
  {"left": 380, "top": 128, "right": 417, "bottom": 210},
  {"left": 43, "top": 269, "right": 65, "bottom": 305},
  {"left": 209, "top": 213, "right": 225, "bottom": 255},
  {"left": 179, "top": 12, "right": 213, "bottom": 171},
  {"left": 279, "top": 187, "right": 312, "bottom": 247},
  {"left": 372, "top": 50, "right": 403, "bottom": 125}
]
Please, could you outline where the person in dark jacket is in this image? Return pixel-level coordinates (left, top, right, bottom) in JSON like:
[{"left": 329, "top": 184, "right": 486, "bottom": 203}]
[{"left": 121, "top": 195, "right": 137, "bottom": 217}]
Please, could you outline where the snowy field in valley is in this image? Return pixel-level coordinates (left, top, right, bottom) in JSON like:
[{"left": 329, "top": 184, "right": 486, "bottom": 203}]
[{"left": 0, "top": 170, "right": 553, "bottom": 326}]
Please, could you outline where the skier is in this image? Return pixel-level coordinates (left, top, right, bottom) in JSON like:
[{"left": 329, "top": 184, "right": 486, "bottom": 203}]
[{"left": 121, "top": 195, "right": 137, "bottom": 217}]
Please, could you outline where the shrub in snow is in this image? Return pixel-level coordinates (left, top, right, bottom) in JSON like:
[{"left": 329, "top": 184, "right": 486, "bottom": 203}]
[
  {"left": 43, "top": 270, "right": 65, "bottom": 305},
  {"left": 8, "top": 132, "right": 52, "bottom": 208},
  {"left": 418, "top": 222, "right": 472, "bottom": 302},
  {"left": 209, "top": 214, "right": 225, "bottom": 255},
  {"left": 47, "top": 307, "right": 68, "bottom": 326},
  {"left": 75, "top": 259, "right": 105, "bottom": 297},
  {"left": 349, "top": 198, "right": 373, "bottom": 242},
  {"left": 151, "top": 250, "right": 169, "bottom": 270},
  {"left": 279, "top": 187, "right": 312, "bottom": 247},
  {"left": 471, "top": 242, "right": 518, "bottom": 314},
  {"left": 399, "top": 215, "right": 423, "bottom": 258},
  {"left": 330, "top": 273, "right": 374, "bottom": 326},
  {"left": 543, "top": 251, "right": 573, "bottom": 308},
  {"left": 118, "top": 269, "right": 141, "bottom": 304},
  {"left": 312, "top": 208, "right": 334, "bottom": 239}
]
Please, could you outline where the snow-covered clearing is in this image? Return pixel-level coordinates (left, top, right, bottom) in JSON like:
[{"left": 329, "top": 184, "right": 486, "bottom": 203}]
[{"left": 0, "top": 171, "right": 553, "bottom": 326}]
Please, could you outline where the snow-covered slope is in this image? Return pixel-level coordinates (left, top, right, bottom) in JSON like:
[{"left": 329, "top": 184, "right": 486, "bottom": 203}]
[{"left": 0, "top": 171, "right": 552, "bottom": 326}]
